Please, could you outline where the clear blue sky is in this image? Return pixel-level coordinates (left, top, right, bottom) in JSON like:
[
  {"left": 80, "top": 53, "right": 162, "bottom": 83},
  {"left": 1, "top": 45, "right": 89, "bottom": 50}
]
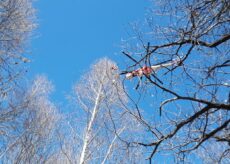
[{"left": 29, "top": 0, "right": 149, "bottom": 101}]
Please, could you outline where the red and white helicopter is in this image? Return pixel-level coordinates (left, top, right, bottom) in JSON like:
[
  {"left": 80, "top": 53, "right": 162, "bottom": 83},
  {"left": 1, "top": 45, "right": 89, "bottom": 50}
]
[{"left": 124, "top": 58, "right": 181, "bottom": 80}]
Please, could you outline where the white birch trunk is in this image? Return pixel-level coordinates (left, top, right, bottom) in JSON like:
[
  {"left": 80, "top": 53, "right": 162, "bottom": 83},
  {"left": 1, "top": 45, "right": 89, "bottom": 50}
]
[
  {"left": 79, "top": 85, "right": 102, "bottom": 164},
  {"left": 101, "top": 127, "right": 125, "bottom": 164}
]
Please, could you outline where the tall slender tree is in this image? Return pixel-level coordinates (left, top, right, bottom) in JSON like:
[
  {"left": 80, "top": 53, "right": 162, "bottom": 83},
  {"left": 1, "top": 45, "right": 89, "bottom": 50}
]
[{"left": 59, "top": 58, "right": 145, "bottom": 164}]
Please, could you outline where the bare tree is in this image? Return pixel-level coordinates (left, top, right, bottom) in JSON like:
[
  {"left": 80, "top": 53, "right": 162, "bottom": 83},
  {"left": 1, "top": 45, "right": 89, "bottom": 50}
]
[
  {"left": 0, "top": 0, "right": 36, "bottom": 98},
  {"left": 121, "top": 0, "right": 230, "bottom": 162},
  {"left": 0, "top": 76, "right": 60, "bottom": 163},
  {"left": 58, "top": 58, "right": 145, "bottom": 164},
  {"left": 0, "top": 0, "right": 37, "bottom": 162}
]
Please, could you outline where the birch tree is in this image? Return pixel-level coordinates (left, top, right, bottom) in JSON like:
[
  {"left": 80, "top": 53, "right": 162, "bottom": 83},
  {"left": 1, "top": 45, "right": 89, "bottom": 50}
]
[{"left": 59, "top": 58, "right": 145, "bottom": 164}]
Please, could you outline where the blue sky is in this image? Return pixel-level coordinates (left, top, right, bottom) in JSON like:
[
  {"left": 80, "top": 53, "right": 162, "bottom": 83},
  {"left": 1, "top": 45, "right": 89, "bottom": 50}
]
[{"left": 29, "top": 0, "right": 149, "bottom": 101}]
